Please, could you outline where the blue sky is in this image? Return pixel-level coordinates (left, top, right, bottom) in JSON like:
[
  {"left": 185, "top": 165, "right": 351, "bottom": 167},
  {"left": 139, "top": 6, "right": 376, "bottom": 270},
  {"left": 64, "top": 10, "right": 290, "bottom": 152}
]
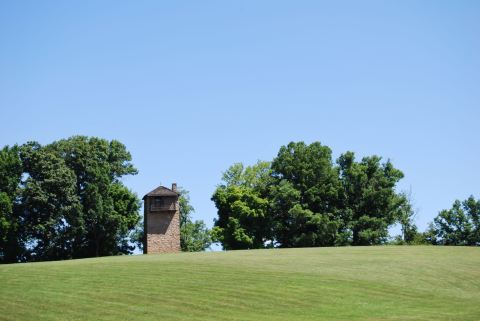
[{"left": 1, "top": 1, "right": 479, "bottom": 237}]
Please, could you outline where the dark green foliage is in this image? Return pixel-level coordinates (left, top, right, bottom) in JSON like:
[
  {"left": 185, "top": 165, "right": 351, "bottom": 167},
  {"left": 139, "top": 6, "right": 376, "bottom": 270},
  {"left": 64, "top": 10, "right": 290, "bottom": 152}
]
[
  {"left": 0, "top": 193, "right": 12, "bottom": 243},
  {"left": 270, "top": 142, "right": 342, "bottom": 247},
  {"left": 0, "top": 136, "right": 141, "bottom": 263},
  {"left": 47, "top": 136, "right": 141, "bottom": 258},
  {"left": 19, "top": 143, "right": 81, "bottom": 260},
  {"left": 0, "top": 146, "right": 22, "bottom": 197},
  {"left": 0, "top": 146, "right": 23, "bottom": 263},
  {"left": 272, "top": 142, "right": 341, "bottom": 214},
  {"left": 430, "top": 196, "right": 480, "bottom": 245},
  {"left": 212, "top": 142, "right": 409, "bottom": 249},
  {"left": 131, "top": 220, "right": 145, "bottom": 252},
  {"left": 178, "top": 188, "right": 212, "bottom": 252},
  {"left": 269, "top": 142, "right": 343, "bottom": 247},
  {"left": 337, "top": 152, "right": 405, "bottom": 245}
]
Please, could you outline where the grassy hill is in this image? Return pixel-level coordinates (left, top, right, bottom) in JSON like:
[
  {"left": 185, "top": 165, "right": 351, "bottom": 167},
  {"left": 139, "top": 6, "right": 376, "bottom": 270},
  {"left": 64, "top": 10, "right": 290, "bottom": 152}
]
[{"left": 1, "top": 246, "right": 479, "bottom": 321}]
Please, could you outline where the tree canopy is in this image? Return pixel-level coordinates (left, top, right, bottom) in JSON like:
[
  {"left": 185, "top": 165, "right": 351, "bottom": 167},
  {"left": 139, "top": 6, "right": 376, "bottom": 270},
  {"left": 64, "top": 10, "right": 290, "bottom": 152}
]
[
  {"left": 0, "top": 136, "right": 140, "bottom": 263},
  {"left": 212, "top": 141, "right": 409, "bottom": 249},
  {"left": 429, "top": 196, "right": 480, "bottom": 245},
  {"left": 211, "top": 161, "right": 272, "bottom": 250},
  {"left": 0, "top": 145, "right": 23, "bottom": 262},
  {"left": 2, "top": 137, "right": 478, "bottom": 262}
]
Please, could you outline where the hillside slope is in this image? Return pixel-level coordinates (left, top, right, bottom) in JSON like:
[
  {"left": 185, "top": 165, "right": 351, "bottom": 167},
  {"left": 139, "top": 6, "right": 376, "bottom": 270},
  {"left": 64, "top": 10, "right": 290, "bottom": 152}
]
[{"left": 1, "top": 246, "right": 479, "bottom": 321}]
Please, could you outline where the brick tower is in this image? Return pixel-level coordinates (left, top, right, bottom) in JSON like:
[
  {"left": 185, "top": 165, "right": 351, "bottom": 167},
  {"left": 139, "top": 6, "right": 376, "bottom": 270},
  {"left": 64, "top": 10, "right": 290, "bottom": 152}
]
[{"left": 143, "top": 183, "right": 180, "bottom": 253}]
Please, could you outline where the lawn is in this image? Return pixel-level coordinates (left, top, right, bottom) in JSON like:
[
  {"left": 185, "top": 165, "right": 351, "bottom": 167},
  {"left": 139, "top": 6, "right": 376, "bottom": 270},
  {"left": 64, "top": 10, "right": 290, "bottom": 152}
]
[{"left": 1, "top": 246, "right": 479, "bottom": 321}]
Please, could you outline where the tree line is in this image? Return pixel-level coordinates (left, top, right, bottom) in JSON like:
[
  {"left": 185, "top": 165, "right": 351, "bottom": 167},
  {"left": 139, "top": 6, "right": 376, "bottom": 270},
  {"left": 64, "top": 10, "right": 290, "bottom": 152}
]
[
  {"left": 211, "top": 141, "right": 480, "bottom": 249},
  {"left": 1, "top": 137, "right": 478, "bottom": 263}
]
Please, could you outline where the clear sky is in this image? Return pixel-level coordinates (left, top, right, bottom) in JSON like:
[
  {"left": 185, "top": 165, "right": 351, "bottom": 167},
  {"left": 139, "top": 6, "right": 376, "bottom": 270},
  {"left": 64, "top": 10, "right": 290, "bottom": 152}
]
[{"left": 1, "top": 1, "right": 479, "bottom": 237}]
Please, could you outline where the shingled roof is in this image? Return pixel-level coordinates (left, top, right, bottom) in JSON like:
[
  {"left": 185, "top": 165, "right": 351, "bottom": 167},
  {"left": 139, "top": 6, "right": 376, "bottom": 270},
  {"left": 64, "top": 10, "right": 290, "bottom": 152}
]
[{"left": 142, "top": 185, "right": 179, "bottom": 200}]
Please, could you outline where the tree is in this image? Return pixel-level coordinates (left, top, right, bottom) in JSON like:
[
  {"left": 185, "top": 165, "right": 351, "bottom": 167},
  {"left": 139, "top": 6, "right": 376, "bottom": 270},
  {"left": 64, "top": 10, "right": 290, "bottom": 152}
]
[
  {"left": 337, "top": 152, "right": 405, "bottom": 245},
  {"left": 178, "top": 188, "right": 212, "bottom": 252},
  {"left": 212, "top": 141, "right": 409, "bottom": 249},
  {"left": 48, "top": 136, "right": 140, "bottom": 257},
  {"left": 430, "top": 196, "right": 480, "bottom": 245},
  {"left": 270, "top": 142, "right": 342, "bottom": 247},
  {"left": 212, "top": 161, "right": 272, "bottom": 250},
  {"left": 1, "top": 136, "right": 141, "bottom": 263},
  {"left": 397, "top": 192, "right": 418, "bottom": 244},
  {"left": 0, "top": 145, "right": 23, "bottom": 263},
  {"left": 181, "top": 220, "right": 212, "bottom": 252},
  {"left": 19, "top": 142, "right": 81, "bottom": 260},
  {"left": 107, "top": 183, "right": 142, "bottom": 254}
]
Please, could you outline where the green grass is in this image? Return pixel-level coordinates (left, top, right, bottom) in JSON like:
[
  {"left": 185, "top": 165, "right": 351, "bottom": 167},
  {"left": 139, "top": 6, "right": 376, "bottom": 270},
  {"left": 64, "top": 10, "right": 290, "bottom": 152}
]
[{"left": 1, "top": 246, "right": 479, "bottom": 321}]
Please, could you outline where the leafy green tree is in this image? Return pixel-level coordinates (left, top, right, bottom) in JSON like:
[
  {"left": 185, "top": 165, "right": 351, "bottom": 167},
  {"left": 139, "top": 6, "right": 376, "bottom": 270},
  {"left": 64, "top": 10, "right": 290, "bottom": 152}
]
[
  {"left": 181, "top": 220, "right": 212, "bottom": 252},
  {"left": 430, "top": 196, "right": 480, "bottom": 245},
  {"left": 271, "top": 142, "right": 341, "bottom": 213},
  {"left": 396, "top": 192, "right": 418, "bottom": 244},
  {"left": 270, "top": 142, "right": 342, "bottom": 247},
  {"left": 0, "top": 193, "right": 12, "bottom": 250},
  {"left": 212, "top": 185, "right": 270, "bottom": 249},
  {"left": 132, "top": 220, "right": 145, "bottom": 252},
  {"left": 179, "top": 187, "right": 195, "bottom": 227},
  {"left": 268, "top": 179, "right": 301, "bottom": 247},
  {"left": 1, "top": 136, "right": 141, "bottom": 263},
  {"left": 107, "top": 183, "right": 142, "bottom": 254},
  {"left": 212, "top": 142, "right": 409, "bottom": 249},
  {"left": 178, "top": 188, "right": 212, "bottom": 252},
  {"left": 464, "top": 196, "right": 480, "bottom": 244},
  {"left": 0, "top": 145, "right": 23, "bottom": 263},
  {"left": 49, "top": 136, "right": 140, "bottom": 257},
  {"left": 337, "top": 152, "right": 405, "bottom": 245},
  {"left": 212, "top": 161, "right": 272, "bottom": 250},
  {"left": 19, "top": 142, "right": 81, "bottom": 260}
]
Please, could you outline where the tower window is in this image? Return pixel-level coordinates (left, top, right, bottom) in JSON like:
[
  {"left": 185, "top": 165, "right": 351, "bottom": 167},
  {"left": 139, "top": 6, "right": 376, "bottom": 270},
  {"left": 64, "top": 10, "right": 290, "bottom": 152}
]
[{"left": 151, "top": 197, "right": 164, "bottom": 210}]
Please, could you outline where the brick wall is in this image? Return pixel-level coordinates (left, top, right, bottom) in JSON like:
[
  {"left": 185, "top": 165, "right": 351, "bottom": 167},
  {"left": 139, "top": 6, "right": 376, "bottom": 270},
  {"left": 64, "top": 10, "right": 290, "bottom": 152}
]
[{"left": 144, "top": 196, "right": 180, "bottom": 253}]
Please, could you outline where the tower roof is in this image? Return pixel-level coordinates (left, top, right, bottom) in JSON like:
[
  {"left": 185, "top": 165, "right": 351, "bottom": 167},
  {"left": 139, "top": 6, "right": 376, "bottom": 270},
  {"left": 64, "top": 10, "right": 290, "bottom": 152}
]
[{"left": 142, "top": 185, "right": 179, "bottom": 200}]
